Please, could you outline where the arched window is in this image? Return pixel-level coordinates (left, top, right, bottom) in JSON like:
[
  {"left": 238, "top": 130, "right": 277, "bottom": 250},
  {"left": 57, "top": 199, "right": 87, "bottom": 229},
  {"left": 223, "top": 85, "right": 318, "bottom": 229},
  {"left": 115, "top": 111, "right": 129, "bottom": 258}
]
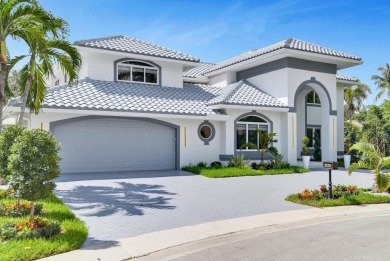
[
  {"left": 117, "top": 60, "right": 159, "bottom": 84},
  {"left": 306, "top": 91, "right": 321, "bottom": 104},
  {"left": 236, "top": 115, "right": 269, "bottom": 150}
]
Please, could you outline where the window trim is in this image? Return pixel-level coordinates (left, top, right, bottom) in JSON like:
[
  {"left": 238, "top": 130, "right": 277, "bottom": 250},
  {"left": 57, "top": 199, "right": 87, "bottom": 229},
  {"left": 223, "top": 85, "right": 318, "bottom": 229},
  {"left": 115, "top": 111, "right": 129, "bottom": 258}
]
[
  {"left": 114, "top": 58, "right": 162, "bottom": 86},
  {"left": 198, "top": 120, "right": 215, "bottom": 145},
  {"left": 306, "top": 126, "right": 321, "bottom": 149}
]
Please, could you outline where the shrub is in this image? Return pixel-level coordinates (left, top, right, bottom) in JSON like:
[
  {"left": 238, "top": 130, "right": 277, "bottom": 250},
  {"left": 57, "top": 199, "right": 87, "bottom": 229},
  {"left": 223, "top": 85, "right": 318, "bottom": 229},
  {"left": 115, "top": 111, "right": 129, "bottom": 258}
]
[
  {"left": 0, "top": 189, "right": 7, "bottom": 199},
  {"left": 196, "top": 161, "right": 208, "bottom": 168},
  {"left": 210, "top": 161, "right": 222, "bottom": 169},
  {"left": 296, "top": 184, "right": 360, "bottom": 201},
  {"left": 301, "top": 136, "right": 310, "bottom": 155},
  {"left": 0, "top": 201, "right": 43, "bottom": 217},
  {"left": 0, "top": 125, "right": 25, "bottom": 180},
  {"left": 251, "top": 162, "right": 259, "bottom": 170},
  {"left": 8, "top": 129, "right": 62, "bottom": 221},
  {"left": 0, "top": 217, "right": 60, "bottom": 241},
  {"left": 227, "top": 155, "right": 248, "bottom": 169}
]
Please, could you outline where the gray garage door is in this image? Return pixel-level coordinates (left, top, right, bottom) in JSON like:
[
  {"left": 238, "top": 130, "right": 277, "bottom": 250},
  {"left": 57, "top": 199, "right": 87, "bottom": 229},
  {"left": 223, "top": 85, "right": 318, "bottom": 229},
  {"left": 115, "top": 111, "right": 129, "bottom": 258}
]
[{"left": 52, "top": 117, "right": 176, "bottom": 174}]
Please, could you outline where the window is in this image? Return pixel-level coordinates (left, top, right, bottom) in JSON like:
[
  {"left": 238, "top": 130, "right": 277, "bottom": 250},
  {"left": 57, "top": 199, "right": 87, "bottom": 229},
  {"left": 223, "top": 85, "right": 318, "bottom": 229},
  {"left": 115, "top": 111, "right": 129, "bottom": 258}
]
[
  {"left": 117, "top": 60, "right": 158, "bottom": 84},
  {"left": 198, "top": 121, "right": 215, "bottom": 145},
  {"left": 306, "top": 127, "right": 321, "bottom": 148},
  {"left": 306, "top": 91, "right": 321, "bottom": 105},
  {"left": 236, "top": 115, "right": 269, "bottom": 150}
]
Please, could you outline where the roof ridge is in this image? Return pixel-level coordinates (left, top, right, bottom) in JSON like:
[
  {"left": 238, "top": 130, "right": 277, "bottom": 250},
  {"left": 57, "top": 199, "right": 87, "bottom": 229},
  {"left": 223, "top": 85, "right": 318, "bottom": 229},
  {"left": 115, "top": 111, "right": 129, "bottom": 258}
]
[{"left": 74, "top": 35, "right": 126, "bottom": 45}]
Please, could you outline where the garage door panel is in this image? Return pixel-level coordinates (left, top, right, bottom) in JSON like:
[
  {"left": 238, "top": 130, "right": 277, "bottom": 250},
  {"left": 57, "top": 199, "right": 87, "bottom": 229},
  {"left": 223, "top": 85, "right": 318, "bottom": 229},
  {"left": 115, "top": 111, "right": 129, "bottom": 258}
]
[{"left": 52, "top": 118, "right": 176, "bottom": 174}]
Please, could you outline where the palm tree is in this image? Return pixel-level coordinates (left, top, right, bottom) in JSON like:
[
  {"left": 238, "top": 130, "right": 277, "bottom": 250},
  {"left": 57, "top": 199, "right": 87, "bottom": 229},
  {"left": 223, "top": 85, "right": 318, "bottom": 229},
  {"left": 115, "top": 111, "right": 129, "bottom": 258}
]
[
  {"left": 344, "top": 83, "right": 371, "bottom": 125},
  {"left": 348, "top": 142, "right": 390, "bottom": 192},
  {"left": 240, "top": 130, "right": 278, "bottom": 163},
  {"left": 372, "top": 63, "right": 390, "bottom": 101},
  {"left": 0, "top": 0, "right": 56, "bottom": 132},
  {"left": 13, "top": 37, "right": 81, "bottom": 124}
]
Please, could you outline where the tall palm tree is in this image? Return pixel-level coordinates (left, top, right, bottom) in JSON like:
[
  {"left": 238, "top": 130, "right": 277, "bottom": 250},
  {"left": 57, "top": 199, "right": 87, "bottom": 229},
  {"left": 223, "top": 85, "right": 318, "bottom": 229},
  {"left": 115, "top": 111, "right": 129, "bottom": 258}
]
[
  {"left": 372, "top": 63, "right": 390, "bottom": 101},
  {"left": 13, "top": 36, "right": 81, "bottom": 124},
  {"left": 344, "top": 83, "right": 371, "bottom": 124},
  {"left": 348, "top": 142, "right": 390, "bottom": 192},
  {"left": 0, "top": 0, "right": 55, "bottom": 132}
]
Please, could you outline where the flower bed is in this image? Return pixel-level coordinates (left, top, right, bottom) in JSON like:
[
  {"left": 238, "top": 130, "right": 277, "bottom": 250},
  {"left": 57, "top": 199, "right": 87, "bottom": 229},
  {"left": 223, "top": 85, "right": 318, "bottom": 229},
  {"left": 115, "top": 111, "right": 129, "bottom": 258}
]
[
  {"left": 0, "top": 201, "right": 43, "bottom": 217},
  {"left": 0, "top": 217, "right": 60, "bottom": 241},
  {"left": 286, "top": 184, "right": 390, "bottom": 207}
]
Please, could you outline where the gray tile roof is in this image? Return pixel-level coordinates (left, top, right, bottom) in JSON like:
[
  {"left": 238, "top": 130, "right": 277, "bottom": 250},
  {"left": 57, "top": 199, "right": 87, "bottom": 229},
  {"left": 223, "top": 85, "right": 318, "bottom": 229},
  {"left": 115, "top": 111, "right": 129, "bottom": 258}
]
[
  {"left": 204, "top": 38, "right": 362, "bottom": 74},
  {"left": 39, "top": 78, "right": 224, "bottom": 116},
  {"left": 183, "top": 62, "right": 216, "bottom": 77},
  {"left": 336, "top": 73, "right": 359, "bottom": 82},
  {"left": 75, "top": 35, "right": 200, "bottom": 63},
  {"left": 208, "top": 80, "right": 287, "bottom": 108},
  {"left": 11, "top": 78, "right": 286, "bottom": 115}
]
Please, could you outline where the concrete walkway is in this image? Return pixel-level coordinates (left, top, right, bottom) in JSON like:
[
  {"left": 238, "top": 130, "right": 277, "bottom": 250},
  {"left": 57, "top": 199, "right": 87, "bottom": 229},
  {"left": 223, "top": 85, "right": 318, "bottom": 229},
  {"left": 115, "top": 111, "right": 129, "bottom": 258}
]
[{"left": 40, "top": 203, "right": 390, "bottom": 261}]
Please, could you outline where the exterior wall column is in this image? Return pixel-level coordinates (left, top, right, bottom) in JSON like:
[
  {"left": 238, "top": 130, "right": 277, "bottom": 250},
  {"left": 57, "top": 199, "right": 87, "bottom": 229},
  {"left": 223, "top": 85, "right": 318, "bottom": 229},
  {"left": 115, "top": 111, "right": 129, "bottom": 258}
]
[
  {"left": 219, "top": 120, "right": 235, "bottom": 163},
  {"left": 323, "top": 115, "right": 338, "bottom": 162}
]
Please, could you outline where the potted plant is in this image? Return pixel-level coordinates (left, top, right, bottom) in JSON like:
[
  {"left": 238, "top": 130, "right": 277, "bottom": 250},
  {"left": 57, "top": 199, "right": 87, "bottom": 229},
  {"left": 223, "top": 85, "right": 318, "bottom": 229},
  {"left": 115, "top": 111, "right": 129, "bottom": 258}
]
[
  {"left": 301, "top": 136, "right": 310, "bottom": 169},
  {"left": 344, "top": 138, "right": 351, "bottom": 169}
]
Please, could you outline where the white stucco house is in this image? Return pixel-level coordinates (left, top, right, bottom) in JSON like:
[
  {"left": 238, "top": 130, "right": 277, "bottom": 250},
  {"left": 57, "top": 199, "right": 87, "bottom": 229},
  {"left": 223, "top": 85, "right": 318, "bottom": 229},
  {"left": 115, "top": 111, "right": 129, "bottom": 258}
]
[{"left": 6, "top": 35, "right": 362, "bottom": 174}]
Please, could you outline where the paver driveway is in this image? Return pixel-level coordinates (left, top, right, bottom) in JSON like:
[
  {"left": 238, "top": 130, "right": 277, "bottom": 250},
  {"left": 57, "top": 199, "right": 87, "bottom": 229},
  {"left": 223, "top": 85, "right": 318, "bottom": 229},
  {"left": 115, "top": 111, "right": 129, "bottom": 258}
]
[{"left": 55, "top": 169, "right": 373, "bottom": 247}]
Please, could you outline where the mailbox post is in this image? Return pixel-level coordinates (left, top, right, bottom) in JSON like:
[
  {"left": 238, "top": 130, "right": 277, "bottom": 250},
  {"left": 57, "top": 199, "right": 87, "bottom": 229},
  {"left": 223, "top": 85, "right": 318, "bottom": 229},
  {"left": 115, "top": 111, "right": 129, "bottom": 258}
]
[{"left": 323, "top": 161, "right": 338, "bottom": 199}]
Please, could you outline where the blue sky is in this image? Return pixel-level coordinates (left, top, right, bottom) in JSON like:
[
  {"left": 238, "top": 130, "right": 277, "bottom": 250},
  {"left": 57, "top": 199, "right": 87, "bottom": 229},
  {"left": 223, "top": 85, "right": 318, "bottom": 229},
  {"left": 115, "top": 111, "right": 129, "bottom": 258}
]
[{"left": 8, "top": 0, "right": 390, "bottom": 105}]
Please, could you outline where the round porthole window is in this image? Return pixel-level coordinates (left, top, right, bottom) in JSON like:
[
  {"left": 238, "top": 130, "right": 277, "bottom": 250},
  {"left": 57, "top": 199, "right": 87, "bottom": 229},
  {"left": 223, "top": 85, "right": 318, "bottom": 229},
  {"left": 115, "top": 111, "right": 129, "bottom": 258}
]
[{"left": 197, "top": 121, "right": 215, "bottom": 145}]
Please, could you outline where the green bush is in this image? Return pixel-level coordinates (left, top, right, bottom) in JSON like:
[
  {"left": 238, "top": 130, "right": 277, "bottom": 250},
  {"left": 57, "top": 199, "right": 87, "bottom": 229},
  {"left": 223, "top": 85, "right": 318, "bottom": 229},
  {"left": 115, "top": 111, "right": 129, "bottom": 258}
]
[
  {"left": 0, "top": 202, "right": 43, "bottom": 217},
  {"left": 0, "top": 125, "right": 25, "bottom": 180},
  {"left": 0, "top": 190, "right": 6, "bottom": 200},
  {"left": 8, "top": 129, "right": 62, "bottom": 221},
  {"left": 301, "top": 136, "right": 310, "bottom": 155},
  {"left": 196, "top": 161, "right": 208, "bottom": 168},
  {"left": 210, "top": 161, "right": 222, "bottom": 169}
]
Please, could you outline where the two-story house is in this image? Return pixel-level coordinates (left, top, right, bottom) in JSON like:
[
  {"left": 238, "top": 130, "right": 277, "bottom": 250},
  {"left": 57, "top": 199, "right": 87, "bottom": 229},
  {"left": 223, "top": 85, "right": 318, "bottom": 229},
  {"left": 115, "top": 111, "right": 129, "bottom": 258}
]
[{"left": 7, "top": 35, "right": 362, "bottom": 174}]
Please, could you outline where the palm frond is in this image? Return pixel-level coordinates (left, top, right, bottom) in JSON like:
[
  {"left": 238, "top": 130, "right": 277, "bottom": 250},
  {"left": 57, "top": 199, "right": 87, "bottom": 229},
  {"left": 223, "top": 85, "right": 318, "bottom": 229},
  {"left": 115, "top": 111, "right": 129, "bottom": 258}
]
[
  {"left": 375, "top": 172, "right": 390, "bottom": 192},
  {"left": 348, "top": 162, "right": 370, "bottom": 175}
]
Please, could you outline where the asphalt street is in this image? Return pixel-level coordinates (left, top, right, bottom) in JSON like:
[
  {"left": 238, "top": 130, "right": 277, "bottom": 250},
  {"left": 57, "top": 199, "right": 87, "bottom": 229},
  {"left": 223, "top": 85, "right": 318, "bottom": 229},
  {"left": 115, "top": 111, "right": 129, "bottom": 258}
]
[{"left": 172, "top": 215, "right": 390, "bottom": 261}]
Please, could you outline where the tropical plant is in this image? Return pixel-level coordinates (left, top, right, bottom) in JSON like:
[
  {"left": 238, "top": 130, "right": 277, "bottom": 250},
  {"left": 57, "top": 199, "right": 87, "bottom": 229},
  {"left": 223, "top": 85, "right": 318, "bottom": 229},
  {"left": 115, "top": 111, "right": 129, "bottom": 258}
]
[
  {"left": 13, "top": 36, "right": 81, "bottom": 124},
  {"left": 227, "top": 155, "right": 249, "bottom": 169},
  {"left": 372, "top": 63, "right": 390, "bottom": 101},
  {"left": 7, "top": 129, "right": 61, "bottom": 221},
  {"left": 344, "top": 83, "right": 371, "bottom": 141},
  {"left": 313, "top": 131, "right": 321, "bottom": 161},
  {"left": 268, "top": 147, "right": 289, "bottom": 169},
  {"left": 348, "top": 142, "right": 390, "bottom": 192},
  {"left": 0, "top": 0, "right": 57, "bottom": 132},
  {"left": 301, "top": 136, "right": 310, "bottom": 156},
  {"left": 0, "top": 125, "right": 25, "bottom": 181},
  {"left": 240, "top": 130, "right": 277, "bottom": 163}
]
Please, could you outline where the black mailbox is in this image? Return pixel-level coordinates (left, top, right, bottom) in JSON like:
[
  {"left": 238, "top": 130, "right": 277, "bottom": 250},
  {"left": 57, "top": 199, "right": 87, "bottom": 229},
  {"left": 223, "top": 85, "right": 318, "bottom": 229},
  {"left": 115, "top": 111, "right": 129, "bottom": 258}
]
[{"left": 323, "top": 161, "right": 338, "bottom": 170}]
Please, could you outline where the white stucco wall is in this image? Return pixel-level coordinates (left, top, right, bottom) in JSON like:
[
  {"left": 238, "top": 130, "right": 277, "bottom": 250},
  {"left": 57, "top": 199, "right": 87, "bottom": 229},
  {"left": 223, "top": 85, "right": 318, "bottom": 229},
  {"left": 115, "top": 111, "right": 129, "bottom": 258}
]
[
  {"left": 336, "top": 84, "right": 345, "bottom": 153},
  {"left": 78, "top": 50, "right": 184, "bottom": 88},
  {"left": 209, "top": 72, "right": 236, "bottom": 87},
  {"left": 246, "top": 68, "right": 289, "bottom": 105}
]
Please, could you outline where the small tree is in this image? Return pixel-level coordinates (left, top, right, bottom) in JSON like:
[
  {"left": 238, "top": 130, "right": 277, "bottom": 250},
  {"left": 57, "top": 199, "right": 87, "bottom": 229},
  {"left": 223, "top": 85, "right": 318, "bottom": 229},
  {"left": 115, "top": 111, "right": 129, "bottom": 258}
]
[
  {"left": 8, "top": 129, "right": 61, "bottom": 221},
  {"left": 240, "top": 130, "right": 277, "bottom": 163},
  {"left": 0, "top": 125, "right": 25, "bottom": 181},
  {"left": 313, "top": 132, "right": 321, "bottom": 161},
  {"left": 301, "top": 136, "right": 310, "bottom": 156}
]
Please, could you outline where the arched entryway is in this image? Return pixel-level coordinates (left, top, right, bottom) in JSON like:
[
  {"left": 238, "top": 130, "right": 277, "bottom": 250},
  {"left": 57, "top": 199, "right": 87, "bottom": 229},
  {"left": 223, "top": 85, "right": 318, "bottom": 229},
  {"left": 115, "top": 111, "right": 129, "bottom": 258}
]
[{"left": 293, "top": 77, "right": 337, "bottom": 162}]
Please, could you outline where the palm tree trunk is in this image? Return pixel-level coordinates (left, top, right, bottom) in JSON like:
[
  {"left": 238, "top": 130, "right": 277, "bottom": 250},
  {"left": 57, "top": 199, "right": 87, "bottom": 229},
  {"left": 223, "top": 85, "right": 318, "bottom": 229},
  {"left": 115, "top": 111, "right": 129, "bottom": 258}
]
[
  {"left": 17, "top": 74, "right": 33, "bottom": 125},
  {"left": 29, "top": 200, "right": 35, "bottom": 222},
  {"left": 0, "top": 61, "right": 7, "bottom": 133}
]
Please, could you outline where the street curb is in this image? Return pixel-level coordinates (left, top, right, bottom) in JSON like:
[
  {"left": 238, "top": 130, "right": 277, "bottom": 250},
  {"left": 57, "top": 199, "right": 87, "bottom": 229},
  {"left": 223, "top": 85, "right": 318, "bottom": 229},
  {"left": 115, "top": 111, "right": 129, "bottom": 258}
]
[{"left": 39, "top": 203, "right": 390, "bottom": 261}]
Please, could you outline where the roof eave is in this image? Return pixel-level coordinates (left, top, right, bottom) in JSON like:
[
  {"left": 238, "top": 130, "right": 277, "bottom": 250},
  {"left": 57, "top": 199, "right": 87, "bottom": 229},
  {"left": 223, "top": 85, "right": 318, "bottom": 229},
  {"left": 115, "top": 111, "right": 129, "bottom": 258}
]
[
  {"left": 208, "top": 104, "right": 289, "bottom": 112},
  {"left": 76, "top": 45, "right": 201, "bottom": 66},
  {"left": 183, "top": 76, "right": 209, "bottom": 84}
]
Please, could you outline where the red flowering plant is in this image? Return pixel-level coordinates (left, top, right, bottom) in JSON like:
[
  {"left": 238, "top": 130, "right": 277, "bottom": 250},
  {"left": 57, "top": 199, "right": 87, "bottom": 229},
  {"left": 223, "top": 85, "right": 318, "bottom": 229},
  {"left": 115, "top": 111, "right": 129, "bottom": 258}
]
[
  {"left": 0, "top": 217, "right": 60, "bottom": 241},
  {"left": 0, "top": 201, "right": 43, "bottom": 217},
  {"left": 296, "top": 184, "right": 360, "bottom": 201}
]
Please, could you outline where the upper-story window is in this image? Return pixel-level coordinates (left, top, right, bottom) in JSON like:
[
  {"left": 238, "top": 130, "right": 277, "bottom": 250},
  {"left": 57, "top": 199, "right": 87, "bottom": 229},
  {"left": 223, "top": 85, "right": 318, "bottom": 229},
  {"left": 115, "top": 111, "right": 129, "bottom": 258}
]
[
  {"left": 117, "top": 60, "right": 159, "bottom": 84},
  {"left": 306, "top": 91, "right": 321, "bottom": 105}
]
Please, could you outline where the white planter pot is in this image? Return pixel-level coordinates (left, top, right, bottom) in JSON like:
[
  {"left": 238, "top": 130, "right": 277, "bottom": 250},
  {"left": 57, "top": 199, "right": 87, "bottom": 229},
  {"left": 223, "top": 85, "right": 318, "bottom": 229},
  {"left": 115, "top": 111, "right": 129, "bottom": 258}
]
[
  {"left": 302, "top": 156, "right": 310, "bottom": 169},
  {"left": 344, "top": 154, "right": 351, "bottom": 169}
]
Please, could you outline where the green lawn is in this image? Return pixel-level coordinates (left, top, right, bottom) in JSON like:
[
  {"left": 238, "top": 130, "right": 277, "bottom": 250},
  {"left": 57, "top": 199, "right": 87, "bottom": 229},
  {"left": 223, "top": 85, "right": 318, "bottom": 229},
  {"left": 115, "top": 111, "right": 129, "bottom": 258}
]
[
  {"left": 0, "top": 194, "right": 88, "bottom": 261},
  {"left": 182, "top": 166, "right": 309, "bottom": 178},
  {"left": 285, "top": 191, "right": 390, "bottom": 207}
]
